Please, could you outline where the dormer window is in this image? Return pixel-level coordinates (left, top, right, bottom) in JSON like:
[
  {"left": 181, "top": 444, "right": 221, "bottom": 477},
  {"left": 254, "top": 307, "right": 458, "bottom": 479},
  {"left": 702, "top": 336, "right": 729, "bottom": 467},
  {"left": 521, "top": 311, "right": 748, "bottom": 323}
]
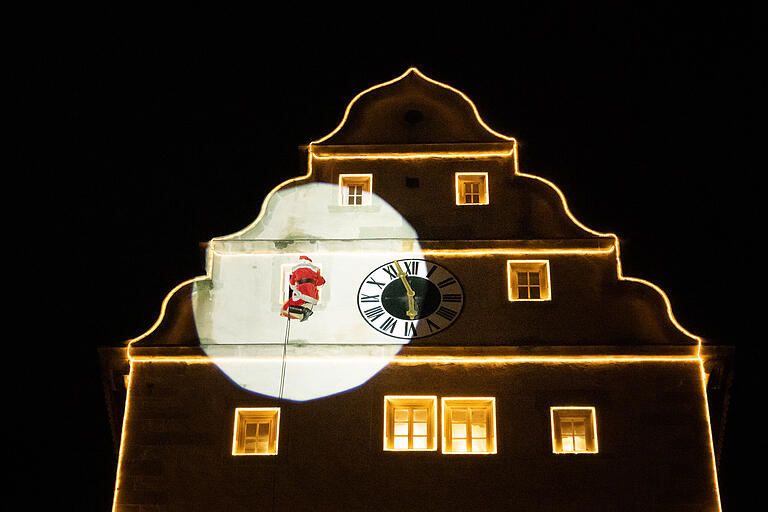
[
  {"left": 507, "top": 260, "right": 551, "bottom": 301},
  {"left": 455, "top": 172, "right": 489, "bottom": 205},
  {"left": 339, "top": 174, "right": 372, "bottom": 206}
]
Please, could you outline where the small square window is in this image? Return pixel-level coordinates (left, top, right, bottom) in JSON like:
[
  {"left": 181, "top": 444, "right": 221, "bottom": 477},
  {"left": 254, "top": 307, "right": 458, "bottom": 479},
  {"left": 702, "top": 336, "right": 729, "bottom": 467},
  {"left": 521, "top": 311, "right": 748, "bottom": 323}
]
[
  {"left": 550, "top": 407, "right": 598, "bottom": 454},
  {"left": 455, "top": 172, "right": 489, "bottom": 205},
  {"left": 441, "top": 398, "right": 496, "bottom": 454},
  {"left": 339, "top": 174, "right": 372, "bottom": 206},
  {"left": 384, "top": 396, "right": 437, "bottom": 451},
  {"left": 507, "top": 260, "right": 551, "bottom": 301},
  {"left": 232, "top": 408, "right": 280, "bottom": 455}
]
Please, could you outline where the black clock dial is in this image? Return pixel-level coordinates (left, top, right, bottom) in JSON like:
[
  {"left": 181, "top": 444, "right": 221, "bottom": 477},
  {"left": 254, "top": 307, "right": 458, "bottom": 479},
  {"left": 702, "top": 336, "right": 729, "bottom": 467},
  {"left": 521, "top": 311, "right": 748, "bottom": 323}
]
[
  {"left": 381, "top": 277, "right": 441, "bottom": 320},
  {"left": 357, "top": 259, "right": 464, "bottom": 339}
]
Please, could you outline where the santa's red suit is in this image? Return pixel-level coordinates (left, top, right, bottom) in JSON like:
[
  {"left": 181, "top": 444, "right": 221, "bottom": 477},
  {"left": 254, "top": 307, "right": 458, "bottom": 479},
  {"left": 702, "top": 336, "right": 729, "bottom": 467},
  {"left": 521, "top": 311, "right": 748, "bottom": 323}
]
[{"left": 281, "top": 256, "right": 326, "bottom": 321}]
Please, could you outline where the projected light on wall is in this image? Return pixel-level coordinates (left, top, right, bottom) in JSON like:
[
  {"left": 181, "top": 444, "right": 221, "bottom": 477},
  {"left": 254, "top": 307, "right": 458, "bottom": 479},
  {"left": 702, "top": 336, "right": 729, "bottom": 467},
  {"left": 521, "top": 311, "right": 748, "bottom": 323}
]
[{"left": 191, "top": 182, "right": 425, "bottom": 401}]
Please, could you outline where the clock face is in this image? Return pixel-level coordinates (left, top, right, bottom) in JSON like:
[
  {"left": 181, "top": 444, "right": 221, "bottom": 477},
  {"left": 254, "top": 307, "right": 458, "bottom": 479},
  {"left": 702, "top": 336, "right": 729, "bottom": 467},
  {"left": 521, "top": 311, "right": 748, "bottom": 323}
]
[{"left": 357, "top": 259, "right": 464, "bottom": 339}]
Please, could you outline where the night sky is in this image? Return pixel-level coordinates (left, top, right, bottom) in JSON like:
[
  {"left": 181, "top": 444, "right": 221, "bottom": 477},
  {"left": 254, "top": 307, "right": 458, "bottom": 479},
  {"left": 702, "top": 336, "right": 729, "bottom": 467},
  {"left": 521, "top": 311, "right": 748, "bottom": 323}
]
[{"left": 28, "top": 5, "right": 756, "bottom": 510}]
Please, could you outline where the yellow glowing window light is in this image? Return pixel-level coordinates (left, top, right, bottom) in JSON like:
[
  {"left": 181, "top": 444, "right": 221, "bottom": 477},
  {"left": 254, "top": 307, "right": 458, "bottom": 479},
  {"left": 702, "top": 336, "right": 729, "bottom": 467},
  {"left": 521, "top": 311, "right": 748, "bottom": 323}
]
[
  {"left": 338, "top": 174, "right": 373, "bottom": 206},
  {"left": 550, "top": 407, "right": 598, "bottom": 454},
  {"left": 507, "top": 260, "right": 551, "bottom": 301},
  {"left": 232, "top": 408, "right": 280, "bottom": 455},
  {"left": 441, "top": 397, "right": 497, "bottom": 454},
  {"left": 455, "top": 172, "right": 489, "bottom": 205},
  {"left": 383, "top": 396, "right": 438, "bottom": 451}
]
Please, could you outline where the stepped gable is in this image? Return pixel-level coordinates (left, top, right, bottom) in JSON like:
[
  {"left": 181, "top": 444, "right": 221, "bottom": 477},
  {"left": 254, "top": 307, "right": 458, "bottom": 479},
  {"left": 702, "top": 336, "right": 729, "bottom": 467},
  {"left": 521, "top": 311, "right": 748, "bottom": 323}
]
[{"left": 316, "top": 68, "right": 510, "bottom": 146}]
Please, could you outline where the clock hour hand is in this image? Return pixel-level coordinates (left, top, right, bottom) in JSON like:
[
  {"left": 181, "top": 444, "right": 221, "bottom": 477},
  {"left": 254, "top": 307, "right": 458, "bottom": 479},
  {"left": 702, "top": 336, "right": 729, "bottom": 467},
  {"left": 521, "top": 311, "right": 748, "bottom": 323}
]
[{"left": 393, "top": 260, "right": 418, "bottom": 320}]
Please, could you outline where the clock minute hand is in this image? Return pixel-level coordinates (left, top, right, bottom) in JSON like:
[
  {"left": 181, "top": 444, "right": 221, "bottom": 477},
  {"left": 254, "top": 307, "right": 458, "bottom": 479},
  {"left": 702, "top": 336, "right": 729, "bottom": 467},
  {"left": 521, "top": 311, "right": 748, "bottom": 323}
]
[{"left": 393, "top": 260, "right": 418, "bottom": 320}]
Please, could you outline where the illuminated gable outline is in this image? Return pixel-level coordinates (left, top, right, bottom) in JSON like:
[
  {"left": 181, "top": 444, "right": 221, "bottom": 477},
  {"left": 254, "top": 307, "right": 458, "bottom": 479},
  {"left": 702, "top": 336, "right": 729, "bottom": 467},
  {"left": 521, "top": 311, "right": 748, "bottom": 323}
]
[
  {"left": 124, "top": 65, "right": 709, "bottom": 413},
  {"left": 124, "top": 65, "right": 708, "bottom": 388},
  {"left": 114, "top": 68, "right": 722, "bottom": 512}
]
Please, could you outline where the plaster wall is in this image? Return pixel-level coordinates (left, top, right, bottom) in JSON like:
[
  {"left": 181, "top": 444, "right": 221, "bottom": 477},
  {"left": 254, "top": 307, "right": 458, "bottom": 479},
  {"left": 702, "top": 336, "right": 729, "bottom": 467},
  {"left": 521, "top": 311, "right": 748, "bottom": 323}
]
[{"left": 115, "top": 360, "right": 718, "bottom": 511}]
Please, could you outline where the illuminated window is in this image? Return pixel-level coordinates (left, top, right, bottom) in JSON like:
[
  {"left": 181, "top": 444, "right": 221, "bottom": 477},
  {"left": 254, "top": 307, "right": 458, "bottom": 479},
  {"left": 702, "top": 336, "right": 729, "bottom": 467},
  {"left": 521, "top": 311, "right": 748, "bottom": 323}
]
[
  {"left": 384, "top": 396, "right": 437, "bottom": 451},
  {"left": 507, "top": 260, "right": 551, "bottom": 301},
  {"left": 550, "top": 407, "right": 598, "bottom": 454},
  {"left": 441, "top": 398, "right": 496, "bottom": 454},
  {"left": 339, "top": 174, "right": 372, "bottom": 206},
  {"left": 455, "top": 172, "right": 488, "bottom": 205},
  {"left": 232, "top": 408, "right": 280, "bottom": 455}
]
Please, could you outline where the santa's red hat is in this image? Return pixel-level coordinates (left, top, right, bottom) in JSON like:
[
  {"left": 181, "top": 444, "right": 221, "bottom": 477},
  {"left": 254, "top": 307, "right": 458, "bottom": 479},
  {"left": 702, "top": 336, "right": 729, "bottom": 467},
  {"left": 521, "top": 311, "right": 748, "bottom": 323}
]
[{"left": 299, "top": 255, "right": 312, "bottom": 262}]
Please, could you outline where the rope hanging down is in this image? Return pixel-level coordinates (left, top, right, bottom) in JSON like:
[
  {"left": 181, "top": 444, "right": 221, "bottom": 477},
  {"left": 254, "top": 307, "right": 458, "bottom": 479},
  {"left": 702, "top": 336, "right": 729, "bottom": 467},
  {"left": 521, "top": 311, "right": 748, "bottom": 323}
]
[
  {"left": 272, "top": 314, "right": 291, "bottom": 512},
  {"left": 279, "top": 314, "right": 290, "bottom": 400}
]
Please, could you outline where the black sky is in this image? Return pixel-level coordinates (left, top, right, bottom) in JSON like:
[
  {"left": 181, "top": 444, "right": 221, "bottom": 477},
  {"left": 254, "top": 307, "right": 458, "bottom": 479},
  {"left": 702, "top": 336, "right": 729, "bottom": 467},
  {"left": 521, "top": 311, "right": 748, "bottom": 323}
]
[{"left": 26, "top": 4, "right": 757, "bottom": 510}]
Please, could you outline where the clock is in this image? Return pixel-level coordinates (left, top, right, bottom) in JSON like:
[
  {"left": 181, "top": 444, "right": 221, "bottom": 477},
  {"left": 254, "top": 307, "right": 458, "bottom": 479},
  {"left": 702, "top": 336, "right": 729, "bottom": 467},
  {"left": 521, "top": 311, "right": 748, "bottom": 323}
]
[{"left": 356, "top": 259, "right": 464, "bottom": 339}]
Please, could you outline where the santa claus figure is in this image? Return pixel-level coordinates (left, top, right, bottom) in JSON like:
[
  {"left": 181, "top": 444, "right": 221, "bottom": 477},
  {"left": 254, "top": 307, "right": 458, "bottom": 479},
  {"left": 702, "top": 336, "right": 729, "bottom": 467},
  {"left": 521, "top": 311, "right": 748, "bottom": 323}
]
[{"left": 281, "top": 256, "right": 326, "bottom": 322}]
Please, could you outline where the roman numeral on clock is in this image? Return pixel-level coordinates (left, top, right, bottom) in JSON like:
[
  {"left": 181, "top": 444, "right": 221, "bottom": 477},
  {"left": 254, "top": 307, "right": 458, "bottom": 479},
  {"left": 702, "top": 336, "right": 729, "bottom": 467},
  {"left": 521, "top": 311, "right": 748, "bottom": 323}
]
[
  {"left": 360, "top": 294, "right": 380, "bottom": 303},
  {"left": 442, "top": 293, "right": 462, "bottom": 302},
  {"left": 380, "top": 316, "right": 397, "bottom": 333},
  {"left": 365, "top": 277, "right": 387, "bottom": 289},
  {"left": 364, "top": 306, "right": 385, "bottom": 322},
  {"left": 437, "top": 277, "right": 457, "bottom": 288},
  {"left": 403, "top": 261, "right": 419, "bottom": 275},
  {"left": 435, "top": 307, "right": 457, "bottom": 321},
  {"left": 382, "top": 265, "right": 399, "bottom": 280}
]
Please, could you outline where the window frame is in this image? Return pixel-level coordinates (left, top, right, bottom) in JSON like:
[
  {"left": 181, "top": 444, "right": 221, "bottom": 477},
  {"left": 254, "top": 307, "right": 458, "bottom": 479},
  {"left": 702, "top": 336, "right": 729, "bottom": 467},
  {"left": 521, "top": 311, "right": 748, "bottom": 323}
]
[
  {"left": 383, "top": 396, "right": 438, "bottom": 451},
  {"left": 455, "top": 172, "right": 489, "bottom": 205},
  {"left": 550, "top": 406, "right": 598, "bottom": 454},
  {"left": 232, "top": 407, "right": 280, "bottom": 456},
  {"left": 507, "top": 260, "right": 551, "bottom": 301},
  {"left": 338, "top": 174, "right": 373, "bottom": 206},
  {"left": 441, "top": 397, "right": 497, "bottom": 454}
]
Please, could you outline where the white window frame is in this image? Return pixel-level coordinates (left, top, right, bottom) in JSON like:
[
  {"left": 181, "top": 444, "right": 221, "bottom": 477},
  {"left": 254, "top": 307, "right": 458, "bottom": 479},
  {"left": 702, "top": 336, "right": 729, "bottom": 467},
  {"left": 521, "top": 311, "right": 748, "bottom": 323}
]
[{"left": 339, "top": 174, "right": 373, "bottom": 206}]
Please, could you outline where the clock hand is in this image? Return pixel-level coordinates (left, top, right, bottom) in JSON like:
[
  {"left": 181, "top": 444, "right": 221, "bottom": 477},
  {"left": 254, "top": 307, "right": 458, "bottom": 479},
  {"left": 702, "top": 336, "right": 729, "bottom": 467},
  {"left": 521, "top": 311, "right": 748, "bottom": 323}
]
[{"left": 393, "top": 260, "right": 418, "bottom": 320}]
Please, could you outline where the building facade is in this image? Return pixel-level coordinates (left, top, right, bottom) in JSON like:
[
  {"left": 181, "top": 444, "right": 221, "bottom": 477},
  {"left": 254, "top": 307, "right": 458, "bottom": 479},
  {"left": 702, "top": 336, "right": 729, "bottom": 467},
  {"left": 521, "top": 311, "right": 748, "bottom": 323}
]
[{"left": 102, "top": 68, "right": 729, "bottom": 511}]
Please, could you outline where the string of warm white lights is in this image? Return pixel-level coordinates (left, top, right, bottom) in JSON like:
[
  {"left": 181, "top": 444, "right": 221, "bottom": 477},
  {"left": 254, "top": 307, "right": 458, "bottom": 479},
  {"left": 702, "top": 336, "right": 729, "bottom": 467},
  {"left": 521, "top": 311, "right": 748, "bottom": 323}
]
[{"left": 113, "top": 68, "right": 720, "bottom": 512}]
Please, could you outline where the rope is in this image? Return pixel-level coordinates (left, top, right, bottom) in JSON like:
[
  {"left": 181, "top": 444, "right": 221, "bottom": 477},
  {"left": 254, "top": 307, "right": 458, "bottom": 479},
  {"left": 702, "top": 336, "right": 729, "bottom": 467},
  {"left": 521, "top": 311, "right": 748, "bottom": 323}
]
[
  {"left": 271, "top": 313, "right": 290, "bottom": 512},
  {"left": 279, "top": 314, "right": 290, "bottom": 400}
]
